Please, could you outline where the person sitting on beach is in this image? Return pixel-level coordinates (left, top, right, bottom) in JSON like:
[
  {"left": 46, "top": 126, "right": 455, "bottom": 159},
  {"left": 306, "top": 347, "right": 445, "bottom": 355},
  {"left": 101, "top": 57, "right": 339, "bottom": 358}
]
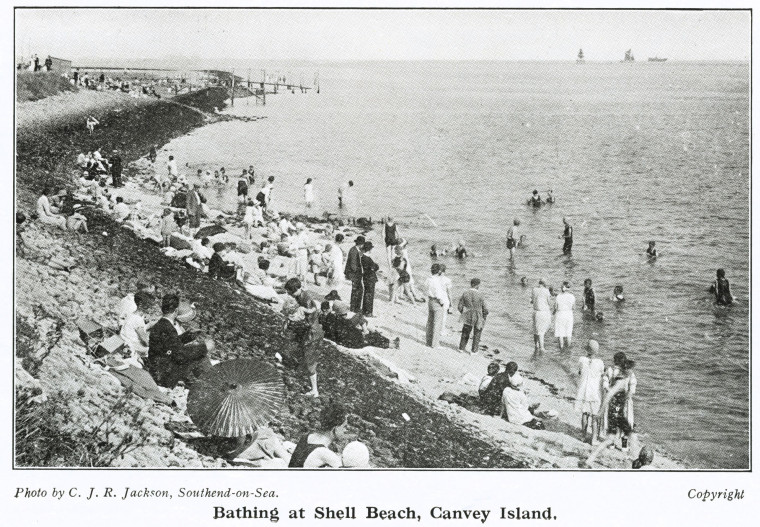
[
  {"left": 710, "top": 269, "right": 734, "bottom": 305},
  {"left": 191, "top": 236, "right": 214, "bottom": 263},
  {"left": 113, "top": 196, "right": 131, "bottom": 223},
  {"left": 288, "top": 403, "right": 348, "bottom": 468},
  {"left": 582, "top": 278, "right": 596, "bottom": 311},
  {"left": 231, "top": 427, "right": 293, "bottom": 468},
  {"left": 36, "top": 188, "right": 67, "bottom": 229},
  {"left": 611, "top": 285, "right": 625, "bottom": 302},
  {"left": 276, "top": 233, "right": 293, "bottom": 257},
  {"left": 529, "top": 190, "right": 543, "bottom": 208},
  {"left": 65, "top": 205, "right": 89, "bottom": 234},
  {"left": 76, "top": 151, "right": 88, "bottom": 169},
  {"left": 278, "top": 216, "right": 295, "bottom": 236},
  {"left": 646, "top": 241, "right": 658, "bottom": 259},
  {"left": 147, "top": 294, "right": 214, "bottom": 388},
  {"left": 502, "top": 372, "right": 544, "bottom": 430},
  {"left": 480, "top": 361, "right": 516, "bottom": 416},
  {"left": 330, "top": 302, "right": 396, "bottom": 350},
  {"left": 120, "top": 290, "right": 154, "bottom": 364},
  {"left": 208, "top": 243, "right": 240, "bottom": 282},
  {"left": 479, "top": 362, "right": 500, "bottom": 397},
  {"left": 576, "top": 340, "right": 605, "bottom": 445},
  {"left": 317, "top": 301, "right": 338, "bottom": 341}
]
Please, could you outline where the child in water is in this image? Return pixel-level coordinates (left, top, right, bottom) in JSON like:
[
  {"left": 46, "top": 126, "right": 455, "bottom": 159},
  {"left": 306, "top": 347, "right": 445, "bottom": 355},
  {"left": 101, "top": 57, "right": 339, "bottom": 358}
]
[
  {"left": 583, "top": 279, "right": 596, "bottom": 311},
  {"left": 710, "top": 269, "right": 734, "bottom": 305},
  {"left": 646, "top": 241, "right": 658, "bottom": 258},
  {"left": 612, "top": 285, "right": 625, "bottom": 302}
]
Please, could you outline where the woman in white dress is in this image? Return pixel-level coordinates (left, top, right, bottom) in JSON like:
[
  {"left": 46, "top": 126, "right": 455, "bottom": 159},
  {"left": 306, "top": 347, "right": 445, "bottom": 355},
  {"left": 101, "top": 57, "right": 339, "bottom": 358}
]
[{"left": 553, "top": 281, "right": 575, "bottom": 350}]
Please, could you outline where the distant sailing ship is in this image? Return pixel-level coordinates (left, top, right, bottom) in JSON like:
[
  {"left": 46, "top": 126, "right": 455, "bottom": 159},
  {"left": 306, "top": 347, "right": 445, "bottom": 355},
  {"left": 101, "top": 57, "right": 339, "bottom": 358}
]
[
  {"left": 577, "top": 49, "right": 585, "bottom": 63},
  {"left": 647, "top": 57, "right": 667, "bottom": 62},
  {"left": 622, "top": 49, "right": 635, "bottom": 62}
]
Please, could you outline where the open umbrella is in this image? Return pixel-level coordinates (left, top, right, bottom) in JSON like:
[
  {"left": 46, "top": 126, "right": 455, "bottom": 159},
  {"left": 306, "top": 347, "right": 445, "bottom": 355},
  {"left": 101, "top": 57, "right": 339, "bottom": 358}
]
[
  {"left": 194, "top": 224, "right": 227, "bottom": 239},
  {"left": 187, "top": 359, "right": 285, "bottom": 438}
]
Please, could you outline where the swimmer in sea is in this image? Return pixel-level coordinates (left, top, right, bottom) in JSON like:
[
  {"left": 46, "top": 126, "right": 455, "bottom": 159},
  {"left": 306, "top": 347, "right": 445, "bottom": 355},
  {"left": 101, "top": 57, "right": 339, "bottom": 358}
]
[
  {"left": 646, "top": 241, "right": 658, "bottom": 258},
  {"left": 529, "top": 190, "right": 543, "bottom": 208},
  {"left": 455, "top": 240, "right": 468, "bottom": 259},
  {"left": 582, "top": 278, "right": 596, "bottom": 311},
  {"left": 430, "top": 244, "right": 447, "bottom": 258},
  {"left": 545, "top": 189, "right": 555, "bottom": 204},
  {"left": 612, "top": 285, "right": 625, "bottom": 302},
  {"left": 520, "top": 276, "right": 529, "bottom": 287},
  {"left": 517, "top": 234, "right": 528, "bottom": 248},
  {"left": 709, "top": 269, "right": 734, "bottom": 305},
  {"left": 506, "top": 218, "right": 520, "bottom": 260}
]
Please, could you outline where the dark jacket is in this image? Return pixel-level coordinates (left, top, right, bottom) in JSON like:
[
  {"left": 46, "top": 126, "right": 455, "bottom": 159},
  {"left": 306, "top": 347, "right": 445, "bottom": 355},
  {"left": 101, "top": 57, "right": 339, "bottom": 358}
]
[
  {"left": 361, "top": 254, "right": 379, "bottom": 284},
  {"left": 110, "top": 155, "right": 122, "bottom": 175},
  {"left": 208, "top": 252, "right": 236, "bottom": 281},
  {"left": 344, "top": 245, "right": 363, "bottom": 282},
  {"left": 147, "top": 318, "right": 205, "bottom": 387}
]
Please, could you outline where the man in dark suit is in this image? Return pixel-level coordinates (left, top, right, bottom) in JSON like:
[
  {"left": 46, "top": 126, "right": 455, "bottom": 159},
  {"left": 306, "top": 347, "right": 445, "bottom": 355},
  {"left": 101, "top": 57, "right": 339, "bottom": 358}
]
[
  {"left": 186, "top": 184, "right": 204, "bottom": 229},
  {"left": 110, "top": 150, "right": 123, "bottom": 188},
  {"left": 360, "top": 241, "right": 379, "bottom": 317},
  {"left": 457, "top": 278, "right": 489, "bottom": 354},
  {"left": 147, "top": 294, "right": 213, "bottom": 388},
  {"left": 343, "top": 235, "right": 365, "bottom": 312}
]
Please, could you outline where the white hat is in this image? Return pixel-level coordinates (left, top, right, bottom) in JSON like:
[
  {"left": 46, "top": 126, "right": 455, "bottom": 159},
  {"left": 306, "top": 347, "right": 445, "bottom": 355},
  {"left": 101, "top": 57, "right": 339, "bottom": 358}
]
[
  {"left": 510, "top": 372, "right": 524, "bottom": 388},
  {"left": 342, "top": 441, "right": 370, "bottom": 468}
]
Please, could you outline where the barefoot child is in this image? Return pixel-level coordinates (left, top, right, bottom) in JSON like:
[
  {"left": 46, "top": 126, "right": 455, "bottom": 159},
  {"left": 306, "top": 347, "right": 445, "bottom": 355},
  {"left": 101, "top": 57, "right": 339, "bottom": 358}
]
[
  {"left": 159, "top": 208, "right": 177, "bottom": 247},
  {"left": 576, "top": 340, "right": 605, "bottom": 444}
]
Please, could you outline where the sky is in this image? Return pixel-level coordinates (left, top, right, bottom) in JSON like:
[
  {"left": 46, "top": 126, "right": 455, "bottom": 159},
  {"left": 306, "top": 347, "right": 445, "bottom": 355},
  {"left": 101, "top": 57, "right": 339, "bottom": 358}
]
[{"left": 15, "top": 8, "right": 750, "bottom": 65}]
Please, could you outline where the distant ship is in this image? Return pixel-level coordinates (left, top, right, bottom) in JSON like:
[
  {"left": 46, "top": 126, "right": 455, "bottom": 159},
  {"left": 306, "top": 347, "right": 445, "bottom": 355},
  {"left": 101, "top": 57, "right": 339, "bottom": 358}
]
[
  {"left": 622, "top": 49, "right": 635, "bottom": 62},
  {"left": 577, "top": 48, "right": 585, "bottom": 63},
  {"left": 647, "top": 57, "right": 667, "bottom": 62}
]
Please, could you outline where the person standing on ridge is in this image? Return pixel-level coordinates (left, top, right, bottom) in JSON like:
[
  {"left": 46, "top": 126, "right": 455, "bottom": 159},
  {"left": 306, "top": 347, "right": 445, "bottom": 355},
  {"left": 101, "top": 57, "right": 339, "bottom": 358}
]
[
  {"left": 360, "top": 242, "right": 379, "bottom": 317},
  {"left": 344, "top": 235, "right": 365, "bottom": 312}
]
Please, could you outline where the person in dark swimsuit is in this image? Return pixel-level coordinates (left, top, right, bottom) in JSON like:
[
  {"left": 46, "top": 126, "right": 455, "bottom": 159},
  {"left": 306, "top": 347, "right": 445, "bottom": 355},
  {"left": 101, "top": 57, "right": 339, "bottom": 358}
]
[
  {"left": 529, "top": 190, "right": 543, "bottom": 208},
  {"left": 384, "top": 217, "right": 400, "bottom": 268},
  {"left": 560, "top": 217, "right": 573, "bottom": 254},
  {"left": 646, "top": 241, "right": 658, "bottom": 258},
  {"left": 710, "top": 269, "right": 734, "bottom": 305},
  {"left": 583, "top": 278, "right": 596, "bottom": 311},
  {"left": 288, "top": 404, "right": 348, "bottom": 468}
]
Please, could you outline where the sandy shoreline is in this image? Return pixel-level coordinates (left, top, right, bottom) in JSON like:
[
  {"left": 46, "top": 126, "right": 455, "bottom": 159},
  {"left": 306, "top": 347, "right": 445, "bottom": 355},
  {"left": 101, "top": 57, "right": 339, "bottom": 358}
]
[{"left": 15, "top": 88, "right": 685, "bottom": 469}]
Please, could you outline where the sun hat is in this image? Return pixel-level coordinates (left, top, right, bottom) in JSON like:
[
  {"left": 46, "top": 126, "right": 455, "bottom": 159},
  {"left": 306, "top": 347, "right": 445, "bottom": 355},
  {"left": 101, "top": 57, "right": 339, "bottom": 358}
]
[
  {"left": 586, "top": 340, "right": 600, "bottom": 354},
  {"left": 333, "top": 302, "right": 350, "bottom": 316},
  {"left": 342, "top": 441, "right": 370, "bottom": 468},
  {"left": 510, "top": 372, "right": 524, "bottom": 388}
]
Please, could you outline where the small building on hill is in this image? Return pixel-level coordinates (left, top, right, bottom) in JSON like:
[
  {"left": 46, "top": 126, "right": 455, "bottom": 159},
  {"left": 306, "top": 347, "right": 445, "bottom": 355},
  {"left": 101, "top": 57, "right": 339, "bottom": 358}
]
[{"left": 48, "top": 57, "right": 72, "bottom": 75}]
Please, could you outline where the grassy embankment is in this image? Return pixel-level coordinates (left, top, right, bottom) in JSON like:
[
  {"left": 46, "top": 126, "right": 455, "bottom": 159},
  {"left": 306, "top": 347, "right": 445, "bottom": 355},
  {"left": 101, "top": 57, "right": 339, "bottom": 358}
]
[{"left": 17, "top": 71, "right": 77, "bottom": 102}]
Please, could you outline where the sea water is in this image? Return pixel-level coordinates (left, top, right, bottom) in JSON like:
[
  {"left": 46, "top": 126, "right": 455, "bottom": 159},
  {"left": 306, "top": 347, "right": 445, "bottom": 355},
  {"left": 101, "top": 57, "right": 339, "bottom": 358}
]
[{"left": 166, "top": 61, "right": 749, "bottom": 469}]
